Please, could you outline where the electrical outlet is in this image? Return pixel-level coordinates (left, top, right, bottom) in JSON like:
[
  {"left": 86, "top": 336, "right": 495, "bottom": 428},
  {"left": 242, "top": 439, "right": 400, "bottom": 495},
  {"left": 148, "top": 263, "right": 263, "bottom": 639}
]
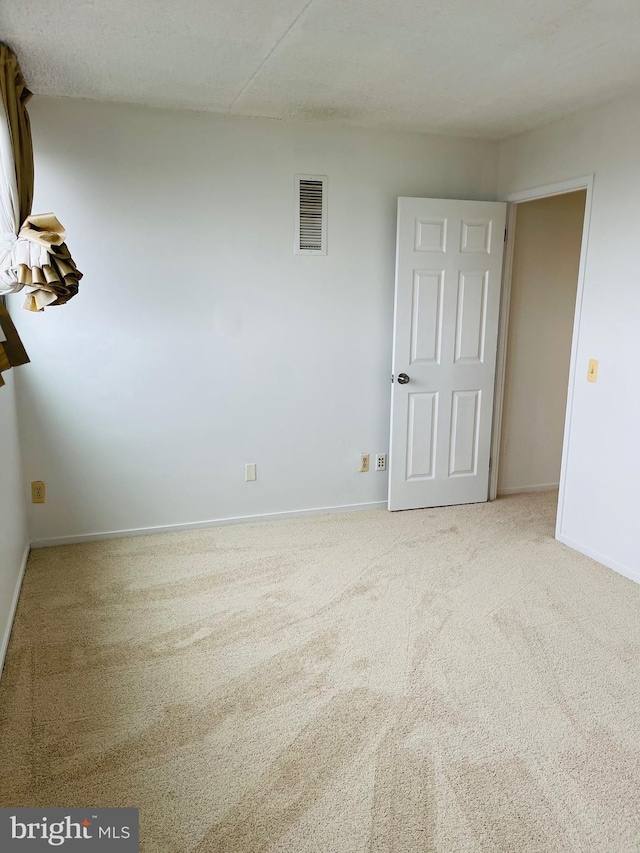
[
  {"left": 360, "top": 454, "right": 370, "bottom": 473},
  {"left": 245, "top": 463, "right": 257, "bottom": 482},
  {"left": 31, "top": 481, "right": 45, "bottom": 504},
  {"left": 375, "top": 453, "right": 387, "bottom": 471}
]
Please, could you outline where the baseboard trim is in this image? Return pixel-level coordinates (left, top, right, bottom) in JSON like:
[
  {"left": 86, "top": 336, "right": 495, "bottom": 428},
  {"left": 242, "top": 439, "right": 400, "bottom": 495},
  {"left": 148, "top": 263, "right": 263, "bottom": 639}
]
[
  {"left": 0, "top": 542, "right": 30, "bottom": 679},
  {"left": 30, "top": 500, "right": 389, "bottom": 548},
  {"left": 497, "top": 483, "right": 559, "bottom": 496},
  {"left": 558, "top": 533, "right": 640, "bottom": 586}
]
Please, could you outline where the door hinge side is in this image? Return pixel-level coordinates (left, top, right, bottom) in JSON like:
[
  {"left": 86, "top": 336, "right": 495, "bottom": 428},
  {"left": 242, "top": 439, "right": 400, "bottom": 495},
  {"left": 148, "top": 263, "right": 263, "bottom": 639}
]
[{"left": 504, "top": 228, "right": 507, "bottom": 242}]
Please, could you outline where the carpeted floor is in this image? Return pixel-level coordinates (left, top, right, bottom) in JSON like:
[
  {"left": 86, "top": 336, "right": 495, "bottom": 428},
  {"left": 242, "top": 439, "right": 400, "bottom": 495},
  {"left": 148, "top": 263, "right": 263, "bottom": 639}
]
[{"left": 2, "top": 492, "right": 640, "bottom": 851}]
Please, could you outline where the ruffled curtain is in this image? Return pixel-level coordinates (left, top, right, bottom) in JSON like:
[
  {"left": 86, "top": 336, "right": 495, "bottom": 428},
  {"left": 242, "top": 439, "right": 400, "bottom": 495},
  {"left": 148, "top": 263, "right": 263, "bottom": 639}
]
[
  {"left": 8, "top": 212, "right": 82, "bottom": 310},
  {"left": 0, "top": 43, "right": 82, "bottom": 388}
]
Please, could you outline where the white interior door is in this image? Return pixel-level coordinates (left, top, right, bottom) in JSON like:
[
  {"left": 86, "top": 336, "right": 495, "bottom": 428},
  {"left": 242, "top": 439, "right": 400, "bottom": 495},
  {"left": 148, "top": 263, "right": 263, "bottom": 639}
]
[{"left": 389, "top": 197, "right": 506, "bottom": 511}]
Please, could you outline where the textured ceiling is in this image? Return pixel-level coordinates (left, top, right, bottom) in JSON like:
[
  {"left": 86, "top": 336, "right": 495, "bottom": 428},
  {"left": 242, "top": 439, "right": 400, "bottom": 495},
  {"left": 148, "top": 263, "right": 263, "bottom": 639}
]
[{"left": 3, "top": 0, "right": 640, "bottom": 138}]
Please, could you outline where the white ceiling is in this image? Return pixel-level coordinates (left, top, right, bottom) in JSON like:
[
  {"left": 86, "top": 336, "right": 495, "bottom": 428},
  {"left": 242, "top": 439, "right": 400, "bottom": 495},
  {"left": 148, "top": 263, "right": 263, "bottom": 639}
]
[{"left": 3, "top": 0, "right": 640, "bottom": 138}]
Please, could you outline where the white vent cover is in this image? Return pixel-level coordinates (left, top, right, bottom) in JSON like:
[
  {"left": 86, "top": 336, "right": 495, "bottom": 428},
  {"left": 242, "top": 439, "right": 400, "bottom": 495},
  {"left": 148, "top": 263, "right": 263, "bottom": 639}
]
[{"left": 295, "top": 175, "right": 327, "bottom": 255}]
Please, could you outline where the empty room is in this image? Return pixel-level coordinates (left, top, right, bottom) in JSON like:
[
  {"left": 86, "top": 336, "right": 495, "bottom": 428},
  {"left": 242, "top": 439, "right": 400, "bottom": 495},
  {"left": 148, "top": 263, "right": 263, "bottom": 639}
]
[{"left": 1, "top": 1, "right": 640, "bottom": 851}]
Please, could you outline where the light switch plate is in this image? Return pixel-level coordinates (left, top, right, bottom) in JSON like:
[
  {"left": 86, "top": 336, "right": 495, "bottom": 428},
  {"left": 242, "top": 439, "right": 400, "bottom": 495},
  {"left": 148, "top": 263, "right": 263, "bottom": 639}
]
[{"left": 587, "top": 359, "right": 599, "bottom": 383}]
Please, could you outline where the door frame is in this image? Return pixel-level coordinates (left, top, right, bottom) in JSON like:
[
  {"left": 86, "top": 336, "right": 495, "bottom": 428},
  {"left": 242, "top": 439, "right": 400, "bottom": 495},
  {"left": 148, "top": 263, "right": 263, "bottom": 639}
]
[{"left": 489, "top": 175, "right": 594, "bottom": 541}]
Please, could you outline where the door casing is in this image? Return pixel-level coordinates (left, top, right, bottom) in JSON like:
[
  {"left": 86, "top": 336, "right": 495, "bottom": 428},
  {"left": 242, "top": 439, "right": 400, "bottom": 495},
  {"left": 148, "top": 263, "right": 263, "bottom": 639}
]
[{"left": 489, "top": 175, "right": 595, "bottom": 545}]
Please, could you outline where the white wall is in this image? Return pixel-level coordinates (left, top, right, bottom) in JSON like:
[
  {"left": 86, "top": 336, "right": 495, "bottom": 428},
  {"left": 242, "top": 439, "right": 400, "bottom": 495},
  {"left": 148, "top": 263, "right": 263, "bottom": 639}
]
[
  {"left": 498, "top": 191, "right": 585, "bottom": 495},
  {"left": 14, "top": 97, "right": 498, "bottom": 544},
  {"left": 499, "top": 92, "right": 640, "bottom": 581},
  {"left": 0, "top": 369, "right": 29, "bottom": 666}
]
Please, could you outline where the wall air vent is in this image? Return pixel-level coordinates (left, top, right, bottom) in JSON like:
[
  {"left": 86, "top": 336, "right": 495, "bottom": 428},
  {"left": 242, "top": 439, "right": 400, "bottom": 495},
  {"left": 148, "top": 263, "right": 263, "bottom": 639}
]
[{"left": 295, "top": 175, "right": 327, "bottom": 255}]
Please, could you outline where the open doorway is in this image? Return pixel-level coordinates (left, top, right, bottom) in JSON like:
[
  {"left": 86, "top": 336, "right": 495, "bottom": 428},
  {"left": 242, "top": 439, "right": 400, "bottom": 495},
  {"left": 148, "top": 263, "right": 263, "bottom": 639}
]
[{"left": 490, "top": 181, "right": 591, "bottom": 535}]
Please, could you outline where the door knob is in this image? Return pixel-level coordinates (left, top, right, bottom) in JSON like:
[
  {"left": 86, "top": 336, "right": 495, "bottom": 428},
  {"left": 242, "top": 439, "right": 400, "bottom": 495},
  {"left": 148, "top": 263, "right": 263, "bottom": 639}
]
[{"left": 397, "top": 373, "right": 410, "bottom": 384}]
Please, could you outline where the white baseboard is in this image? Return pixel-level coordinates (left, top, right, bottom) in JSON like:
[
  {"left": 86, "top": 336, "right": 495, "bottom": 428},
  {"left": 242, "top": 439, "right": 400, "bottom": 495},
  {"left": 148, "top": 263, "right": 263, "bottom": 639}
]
[
  {"left": 558, "top": 533, "right": 640, "bottom": 586},
  {"left": 498, "top": 483, "right": 559, "bottom": 496},
  {"left": 0, "top": 542, "right": 30, "bottom": 679},
  {"left": 30, "top": 500, "right": 389, "bottom": 548}
]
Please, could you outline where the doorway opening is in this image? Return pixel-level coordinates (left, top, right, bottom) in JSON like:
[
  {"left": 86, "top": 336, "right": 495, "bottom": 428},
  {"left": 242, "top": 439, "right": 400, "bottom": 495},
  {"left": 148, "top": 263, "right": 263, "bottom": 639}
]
[{"left": 490, "top": 180, "right": 592, "bottom": 539}]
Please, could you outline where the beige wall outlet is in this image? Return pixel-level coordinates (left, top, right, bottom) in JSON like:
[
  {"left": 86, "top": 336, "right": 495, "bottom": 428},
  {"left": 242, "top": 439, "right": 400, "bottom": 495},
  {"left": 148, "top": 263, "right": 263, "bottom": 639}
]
[
  {"left": 360, "top": 454, "right": 370, "bottom": 473},
  {"left": 587, "top": 358, "right": 599, "bottom": 383},
  {"left": 31, "top": 481, "right": 45, "bottom": 503}
]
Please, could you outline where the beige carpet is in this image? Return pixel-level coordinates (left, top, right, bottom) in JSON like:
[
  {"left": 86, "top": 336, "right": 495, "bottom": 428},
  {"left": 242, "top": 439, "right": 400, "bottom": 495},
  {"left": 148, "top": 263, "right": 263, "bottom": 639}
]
[{"left": 2, "top": 492, "right": 640, "bottom": 851}]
